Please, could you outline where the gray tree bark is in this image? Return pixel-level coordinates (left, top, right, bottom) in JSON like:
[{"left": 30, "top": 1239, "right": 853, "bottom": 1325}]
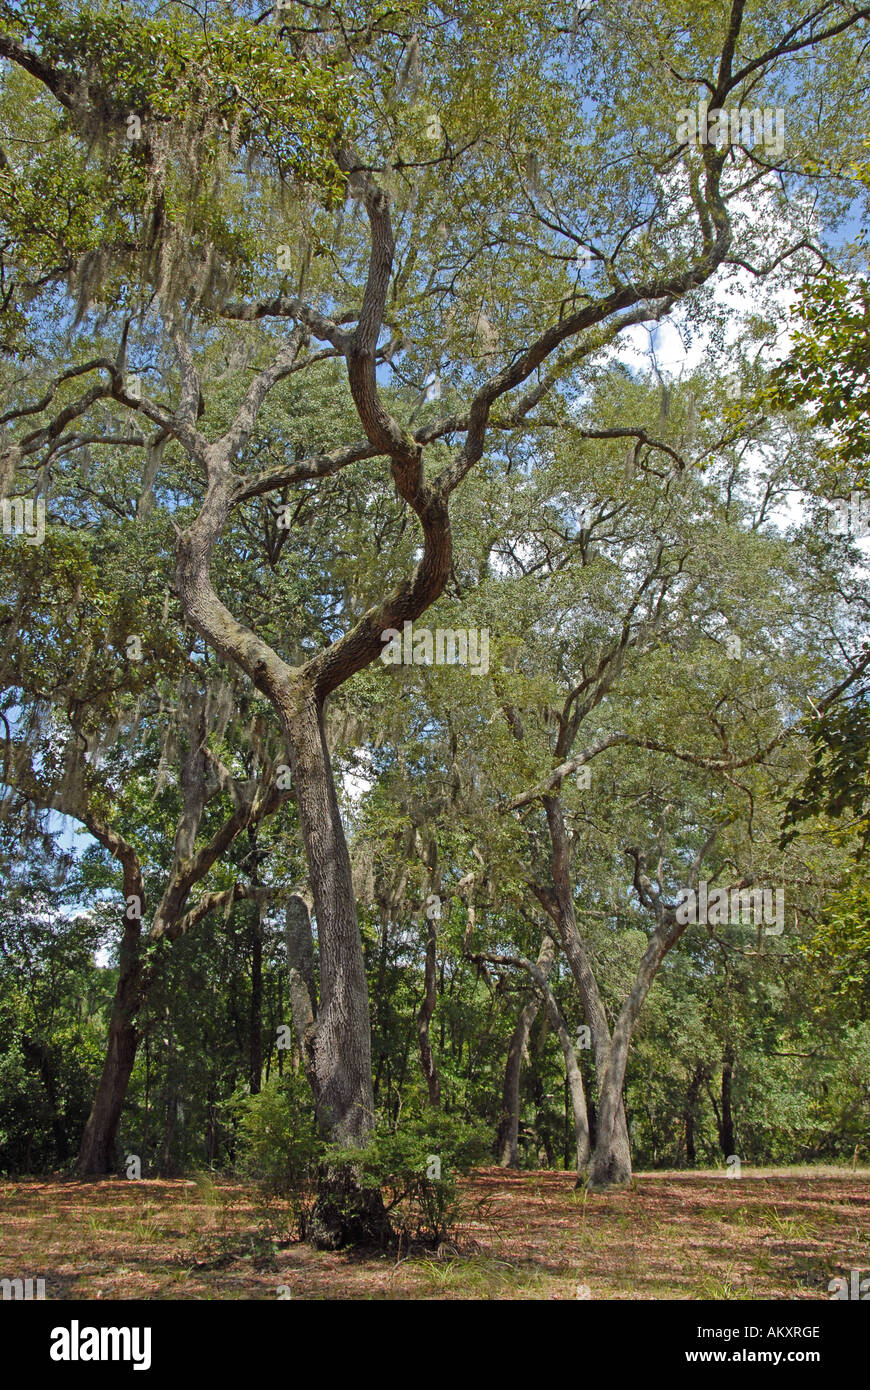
[
  {"left": 497, "top": 935, "right": 556, "bottom": 1166},
  {"left": 541, "top": 981, "right": 591, "bottom": 1173},
  {"left": 537, "top": 796, "right": 632, "bottom": 1186},
  {"left": 284, "top": 693, "right": 375, "bottom": 1144},
  {"left": 583, "top": 838, "right": 718, "bottom": 1187},
  {"left": 476, "top": 937, "right": 591, "bottom": 1175},
  {"left": 285, "top": 891, "right": 317, "bottom": 1075}
]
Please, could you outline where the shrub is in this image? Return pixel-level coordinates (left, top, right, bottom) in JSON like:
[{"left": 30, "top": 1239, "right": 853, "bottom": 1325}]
[
  {"left": 330, "top": 1111, "right": 492, "bottom": 1248},
  {"left": 235, "top": 1080, "right": 491, "bottom": 1247},
  {"left": 231, "top": 1072, "right": 322, "bottom": 1222}
]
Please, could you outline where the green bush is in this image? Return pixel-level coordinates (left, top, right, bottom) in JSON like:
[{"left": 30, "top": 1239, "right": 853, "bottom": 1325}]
[
  {"left": 331, "top": 1111, "right": 492, "bottom": 1247},
  {"left": 231, "top": 1072, "right": 322, "bottom": 1216},
  {"left": 234, "top": 1080, "right": 491, "bottom": 1246}
]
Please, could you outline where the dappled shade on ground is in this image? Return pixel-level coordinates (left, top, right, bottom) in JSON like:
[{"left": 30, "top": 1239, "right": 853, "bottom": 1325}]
[{"left": 2, "top": 1168, "right": 868, "bottom": 1300}]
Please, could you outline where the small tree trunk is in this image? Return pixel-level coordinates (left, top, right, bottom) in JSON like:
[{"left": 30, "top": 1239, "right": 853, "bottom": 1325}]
[
  {"left": 498, "top": 992, "right": 543, "bottom": 1167},
  {"left": 684, "top": 1104, "right": 694, "bottom": 1166},
  {"left": 161, "top": 1008, "right": 177, "bottom": 1175},
  {"left": 540, "top": 796, "right": 632, "bottom": 1186},
  {"left": 275, "top": 975, "right": 284, "bottom": 1078},
  {"left": 78, "top": 870, "right": 144, "bottom": 1177},
  {"left": 249, "top": 900, "right": 264, "bottom": 1095},
  {"left": 142, "top": 1032, "right": 151, "bottom": 1163},
  {"left": 417, "top": 912, "right": 441, "bottom": 1106},
  {"left": 497, "top": 936, "right": 556, "bottom": 1166},
  {"left": 541, "top": 988, "right": 590, "bottom": 1172},
  {"left": 683, "top": 1064, "right": 704, "bottom": 1166},
  {"left": 720, "top": 1047, "right": 735, "bottom": 1157},
  {"left": 373, "top": 907, "right": 391, "bottom": 1100}
]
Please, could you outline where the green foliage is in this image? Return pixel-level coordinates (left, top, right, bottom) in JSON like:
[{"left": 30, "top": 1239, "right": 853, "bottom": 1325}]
[
  {"left": 781, "top": 688, "right": 870, "bottom": 857},
  {"left": 768, "top": 270, "right": 870, "bottom": 475},
  {"left": 234, "top": 1078, "right": 490, "bottom": 1245},
  {"left": 767, "top": 146, "right": 870, "bottom": 475},
  {"left": 231, "top": 1072, "right": 321, "bottom": 1202},
  {"left": 0, "top": 0, "right": 353, "bottom": 334},
  {"left": 2, "top": 0, "right": 870, "bottom": 1231},
  {"left": 330, "top": 1111, "right": 492, "bottom": 1246},
  {"left": 804, "top": 882, "right": 870, "bottom": 1021},
  {"left": 0, "top": 835, "right": 112, "bottom": 1173}
]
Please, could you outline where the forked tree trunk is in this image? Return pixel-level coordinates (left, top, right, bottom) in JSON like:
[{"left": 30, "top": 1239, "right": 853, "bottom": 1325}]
[
  {"left": 585, "top": 902, "right": 687, "bottom": 1188},
  {"left": 178, "top": 492, "right": 379, "bottom": 1159},
  {"left": 171, "top": 261, "right": 457, "bottom": 1244}
]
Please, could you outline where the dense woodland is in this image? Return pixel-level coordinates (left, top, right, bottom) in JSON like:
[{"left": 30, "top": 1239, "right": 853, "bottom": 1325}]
[{"left": 0, "top": 0, "right": 868, "bottom": 1251}]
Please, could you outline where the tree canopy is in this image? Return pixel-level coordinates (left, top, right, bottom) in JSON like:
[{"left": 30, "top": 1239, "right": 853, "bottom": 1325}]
[{"left": 1, "top": 0, "right": 869, "bottom": 1245}]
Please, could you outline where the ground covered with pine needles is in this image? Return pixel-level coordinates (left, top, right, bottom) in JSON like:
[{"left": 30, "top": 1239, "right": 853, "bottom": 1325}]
[{"left": 2, "top": 1168, "right": 868, "bottom": 1300}]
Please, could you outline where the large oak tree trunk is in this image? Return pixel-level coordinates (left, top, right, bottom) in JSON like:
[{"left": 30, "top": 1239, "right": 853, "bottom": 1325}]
[
  {"left": 585, "top": 886, "right": 691, "bottom": 1188},
  {"left": 281, "top": 694, "right": 388, "bottom": 1248},
  {"left": 585, "top": 1034, "right": 634, "bottom": 1189},
  {"left": 79, "top": 1002, "right": 137, "bottom": 1174},
  {"left": 283, "top": 691, "right": 374, "bottom": 1145},
  {"left": 171, "top": 272, "right": 457, "bottom": 1244}
]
